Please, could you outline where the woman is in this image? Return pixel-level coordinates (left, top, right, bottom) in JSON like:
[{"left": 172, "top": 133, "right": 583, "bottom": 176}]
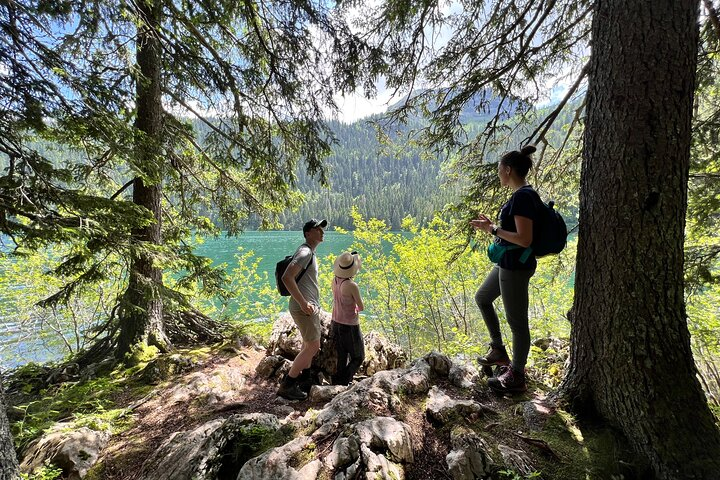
[{"left": 470, "top": 145, "right": 539, "bottom": 393}]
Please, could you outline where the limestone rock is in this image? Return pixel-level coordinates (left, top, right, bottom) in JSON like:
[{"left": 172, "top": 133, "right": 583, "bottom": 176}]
[
  {"left": 310, "top": 360, "right": 433, "bottom": 441},
  {"left": 497, "top": 444, "right": 534, "bottom": 477},
  {"left": 326, "top": 435, "right": 360, "bottom": 470},
  {"left": 308, "top": 385, "right": 347, "bottom": 403},
  {"left": 426, "top": 386, "right": 496, "bottom": 426},
  {"left": 422, "top": 351, "right": 452, "bottom": 377},
  {"left": 355, "top": 417, "right": 414, "bottom": 464},
  {"left": 165, "top": 368, "right": 245, "bottom": 406},
  {"left": 334, "top": 458, "right": 361, "bottom": 480},
  {"left": 236, "top": 436, "right": 314, "bottom": 480},
  {"left": 327, "top": 417, "right": 413, "bottom": 480},
  {"left": 139, "top": 418, "right": 225, "bottom": 480},
  {"left": 396, "top": 359, "right": 432, "bottom": 394},
  {"left": 20, "top": 426, "right": 109, "bottom": 480},
  {"left": 265, "top": 311, "right": 331, "bottom": 360},
  {"left": 362, "top": 331, "right": 407, "bottom": 375},
  {"left": 254, "top": 355, "right": 290, "bottom": 380},
  {"left": 140, "top": 413, "right": 281, "bottom": 480},
  {"left": 445, "top": 426, "right": 493, "bottom": 480},
  {"left": 449, "top": 362, "right": 481, "bottom": 389},
  {"left": 361, "top": 442, "right": 405, "bottom": 480},
  {"left": 523, "top": 398, "right": 555, "bottom": 432}
]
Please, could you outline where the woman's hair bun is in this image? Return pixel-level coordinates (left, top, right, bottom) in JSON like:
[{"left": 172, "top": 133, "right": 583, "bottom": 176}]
[{"left": 520, "top": 144, "right": 537, "bottom": 156}]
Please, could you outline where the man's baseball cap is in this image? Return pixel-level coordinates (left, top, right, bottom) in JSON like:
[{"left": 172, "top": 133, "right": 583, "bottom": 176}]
[{"left": 302, "top": 218, "right": 328, "bottom": 233}]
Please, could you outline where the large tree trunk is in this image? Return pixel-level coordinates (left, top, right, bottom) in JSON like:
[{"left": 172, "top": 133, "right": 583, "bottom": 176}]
[
  {"left": 561, "top": 0, "right": 720, "bottom": 477},
  {"left": 0, "top": 382, "right": 19, "bottom": 480},
  {"left": 117, "top": 0, "right": 170, "bottom": 357}
]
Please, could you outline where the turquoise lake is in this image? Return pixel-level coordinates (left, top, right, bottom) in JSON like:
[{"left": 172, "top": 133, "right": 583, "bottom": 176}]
[{"left": 194, "top": 230, "right": 356, "bottom": 278}]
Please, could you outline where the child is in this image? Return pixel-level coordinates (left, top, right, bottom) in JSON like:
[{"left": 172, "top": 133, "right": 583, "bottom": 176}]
[{"left": 331, "top": 251, "right": 365, "bottom": 386}]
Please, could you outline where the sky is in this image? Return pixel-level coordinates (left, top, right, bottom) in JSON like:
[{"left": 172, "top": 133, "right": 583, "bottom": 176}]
[
  {"left": 333, "top": 87, "right": 404, "bottom": 123},
  {"left": 331, "top": 78, "right": 575, "bottom": 124}
]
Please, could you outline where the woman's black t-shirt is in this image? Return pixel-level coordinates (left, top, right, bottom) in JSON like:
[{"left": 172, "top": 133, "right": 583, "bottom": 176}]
[{"left": 497, "top": 185, "right": 539, "bottom": 271}]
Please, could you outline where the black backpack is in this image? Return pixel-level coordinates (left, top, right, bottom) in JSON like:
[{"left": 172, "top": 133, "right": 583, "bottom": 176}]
[
  {"left": 529, "top": 190, "right": 568, "bottom": 257},
  {"left": 275, "top": 244, "right": 314, "bottom": 296}
]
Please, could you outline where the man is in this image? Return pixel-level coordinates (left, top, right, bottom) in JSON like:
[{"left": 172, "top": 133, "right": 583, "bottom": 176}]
[{"left": 278, "top": 218, "right": 327, "bottom": 400}]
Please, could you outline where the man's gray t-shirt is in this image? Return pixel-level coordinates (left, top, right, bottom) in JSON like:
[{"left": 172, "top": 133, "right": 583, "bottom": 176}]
[{"left": 289, "top": 244, "right": 319, "bottom": 306}]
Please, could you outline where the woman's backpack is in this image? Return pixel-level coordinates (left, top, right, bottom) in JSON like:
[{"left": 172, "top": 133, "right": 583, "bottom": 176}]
[{"left": 531, "top": 196, "right": 568, "bottom": 257}]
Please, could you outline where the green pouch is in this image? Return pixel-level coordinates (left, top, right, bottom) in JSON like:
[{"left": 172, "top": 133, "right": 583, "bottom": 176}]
[
  {"left": 487, "top": 242, "right": 507, "bottom": 263},
  {"left": 487, "top": 241, "right": 531, "bottom": 264}
]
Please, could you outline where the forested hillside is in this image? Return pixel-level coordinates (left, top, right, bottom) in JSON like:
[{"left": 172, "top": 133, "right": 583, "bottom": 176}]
[
  {"left": 278, "top": 117, "right": 455, "bottom": 230},
  {"left": 274, "top": 97, "right": 571, "bottom": 231}
]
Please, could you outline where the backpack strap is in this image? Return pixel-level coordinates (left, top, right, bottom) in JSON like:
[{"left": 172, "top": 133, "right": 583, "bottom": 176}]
[
  {"left": 503, "top": 244, "right": 532, "bottom": 263},
  {"left": 295, "top": 243, "right": 314, "bottom": 283},
  {"left": 516, "top": 185, "right": 538, "bottom": 263}
]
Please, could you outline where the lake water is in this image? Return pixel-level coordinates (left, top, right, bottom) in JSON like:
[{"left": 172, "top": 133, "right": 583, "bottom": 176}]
[
  {"left": 194, "top": 230, "right": 356, "bottom": 278},
  {"left": 0, "top": 231, "right": 357, "bottom": 369}
]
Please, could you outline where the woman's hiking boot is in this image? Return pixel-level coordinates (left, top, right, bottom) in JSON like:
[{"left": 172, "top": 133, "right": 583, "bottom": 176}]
[
  {"left": 487, "top": 366, "right": 527, "bottom": 394},
  {"left": 277, "top": 374, "right": 307, "bottom": 401},
  {"left": 477, "top": 344, "right": 511, "bottom": 366},
  {"left": 477, "top": 344, "right": 511, "bottom": 376}
]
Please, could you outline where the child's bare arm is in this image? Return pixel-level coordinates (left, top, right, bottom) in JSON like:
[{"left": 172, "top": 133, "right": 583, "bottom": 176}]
[{"left": 349, "top": 281, "right": 364, "bottom": 311}]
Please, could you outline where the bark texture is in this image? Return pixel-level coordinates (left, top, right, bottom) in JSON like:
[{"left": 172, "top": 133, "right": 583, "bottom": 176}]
[
  {"left": 0, "top": 383, "right": 19, "bottom": 480},
  {"left": 561, "top": 0, "right": 720, "bottom": 478},
  {"left": 118, "top": 0, "right": 170, "bottom": 356}
]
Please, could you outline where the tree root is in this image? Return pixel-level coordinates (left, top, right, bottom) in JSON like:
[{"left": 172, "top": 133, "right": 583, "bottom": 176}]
[{"left": 162, "top": 308, "right": 225, "bottom": 346}]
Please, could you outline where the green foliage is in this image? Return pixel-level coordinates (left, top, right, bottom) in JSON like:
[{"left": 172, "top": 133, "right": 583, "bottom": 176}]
[
  {"left": 337, "top": 209, "right": 576, "bottom": 360},
  {"left": 9, "top": 365, "right": 142, "bottom": 451},
  {"left": 498, "top": 470, "right": 541, "bottom": 480},
  {"left": 0, "top": 245, "right": 122, "bottom": 363},
  {"left": 687, "top": 24, "right": 720, "bottom": 289},
  {"left": 277, "top": 119, "right": 457, "bottom": 230},
  {"left": 528, "top": 237, "right": 577, "bottom": 339},
  {"left": 687, "top": 282, "right": 720, "bottom": 415},
  {"left": 19, "top": 464, "right": 64, "bottom": 480},
  {"left": 337, "top": 210, "right": 485, "bottom": 359},
  {"left": 222, "top": 249, "right": 285, "bottom": 322}
]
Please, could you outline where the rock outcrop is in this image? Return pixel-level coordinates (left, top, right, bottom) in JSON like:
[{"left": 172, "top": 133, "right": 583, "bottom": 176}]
[
  {"left": 259, "top": 311, "right": 407, "bottom": 381},
  {"left": 13, "top": 335, "right": 586, "bottom": 480},
  {"left": 20, "top": 425, "right": 109, "bottom": 480},
  {"left": 238, "top": 351, "right": 502, "bottom": 480},
  {"left": 133, "top": 351, "right": 509, "bottom": 480},
  {"left": 140, "top": 413, "right": 284, "bottom": 480}
]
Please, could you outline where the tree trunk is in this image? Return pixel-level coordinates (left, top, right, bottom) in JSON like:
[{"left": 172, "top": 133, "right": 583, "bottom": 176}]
[
  {"left": 561, "top": 0, "right": 720, "bottom": 477},
  {"left": 0, "top": 382, "right": 19, "bottom": 480},
  {"left": 118, "top": 0, "right": 170, "bottom": 357}
]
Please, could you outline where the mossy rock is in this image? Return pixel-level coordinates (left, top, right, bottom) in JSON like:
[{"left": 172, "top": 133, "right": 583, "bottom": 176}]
[
  {"left": 125, "top": 344, "right": 160, "bottom": 367},
  {"left": 139, "top": 354, "right": 194, "bottom": 384}
]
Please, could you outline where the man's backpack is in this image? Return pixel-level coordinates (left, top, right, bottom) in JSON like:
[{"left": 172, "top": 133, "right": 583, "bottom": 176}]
[
  {"left": 275, "top": 244, "right": 314, "bottom": 296},
  {"left": 531, "top": 193, "right": 568, "bottom": 257}
]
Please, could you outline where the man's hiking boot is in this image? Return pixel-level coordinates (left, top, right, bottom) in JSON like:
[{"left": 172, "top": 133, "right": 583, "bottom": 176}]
[
  {"left": 477, "top": 345, "right": 511, "bottom": 376},
  {"left": 277, "top": 374, "right": 307, "bottom": 401},
  {"left": 487, "top": 366, "right": 527, "bottom": 394}
]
